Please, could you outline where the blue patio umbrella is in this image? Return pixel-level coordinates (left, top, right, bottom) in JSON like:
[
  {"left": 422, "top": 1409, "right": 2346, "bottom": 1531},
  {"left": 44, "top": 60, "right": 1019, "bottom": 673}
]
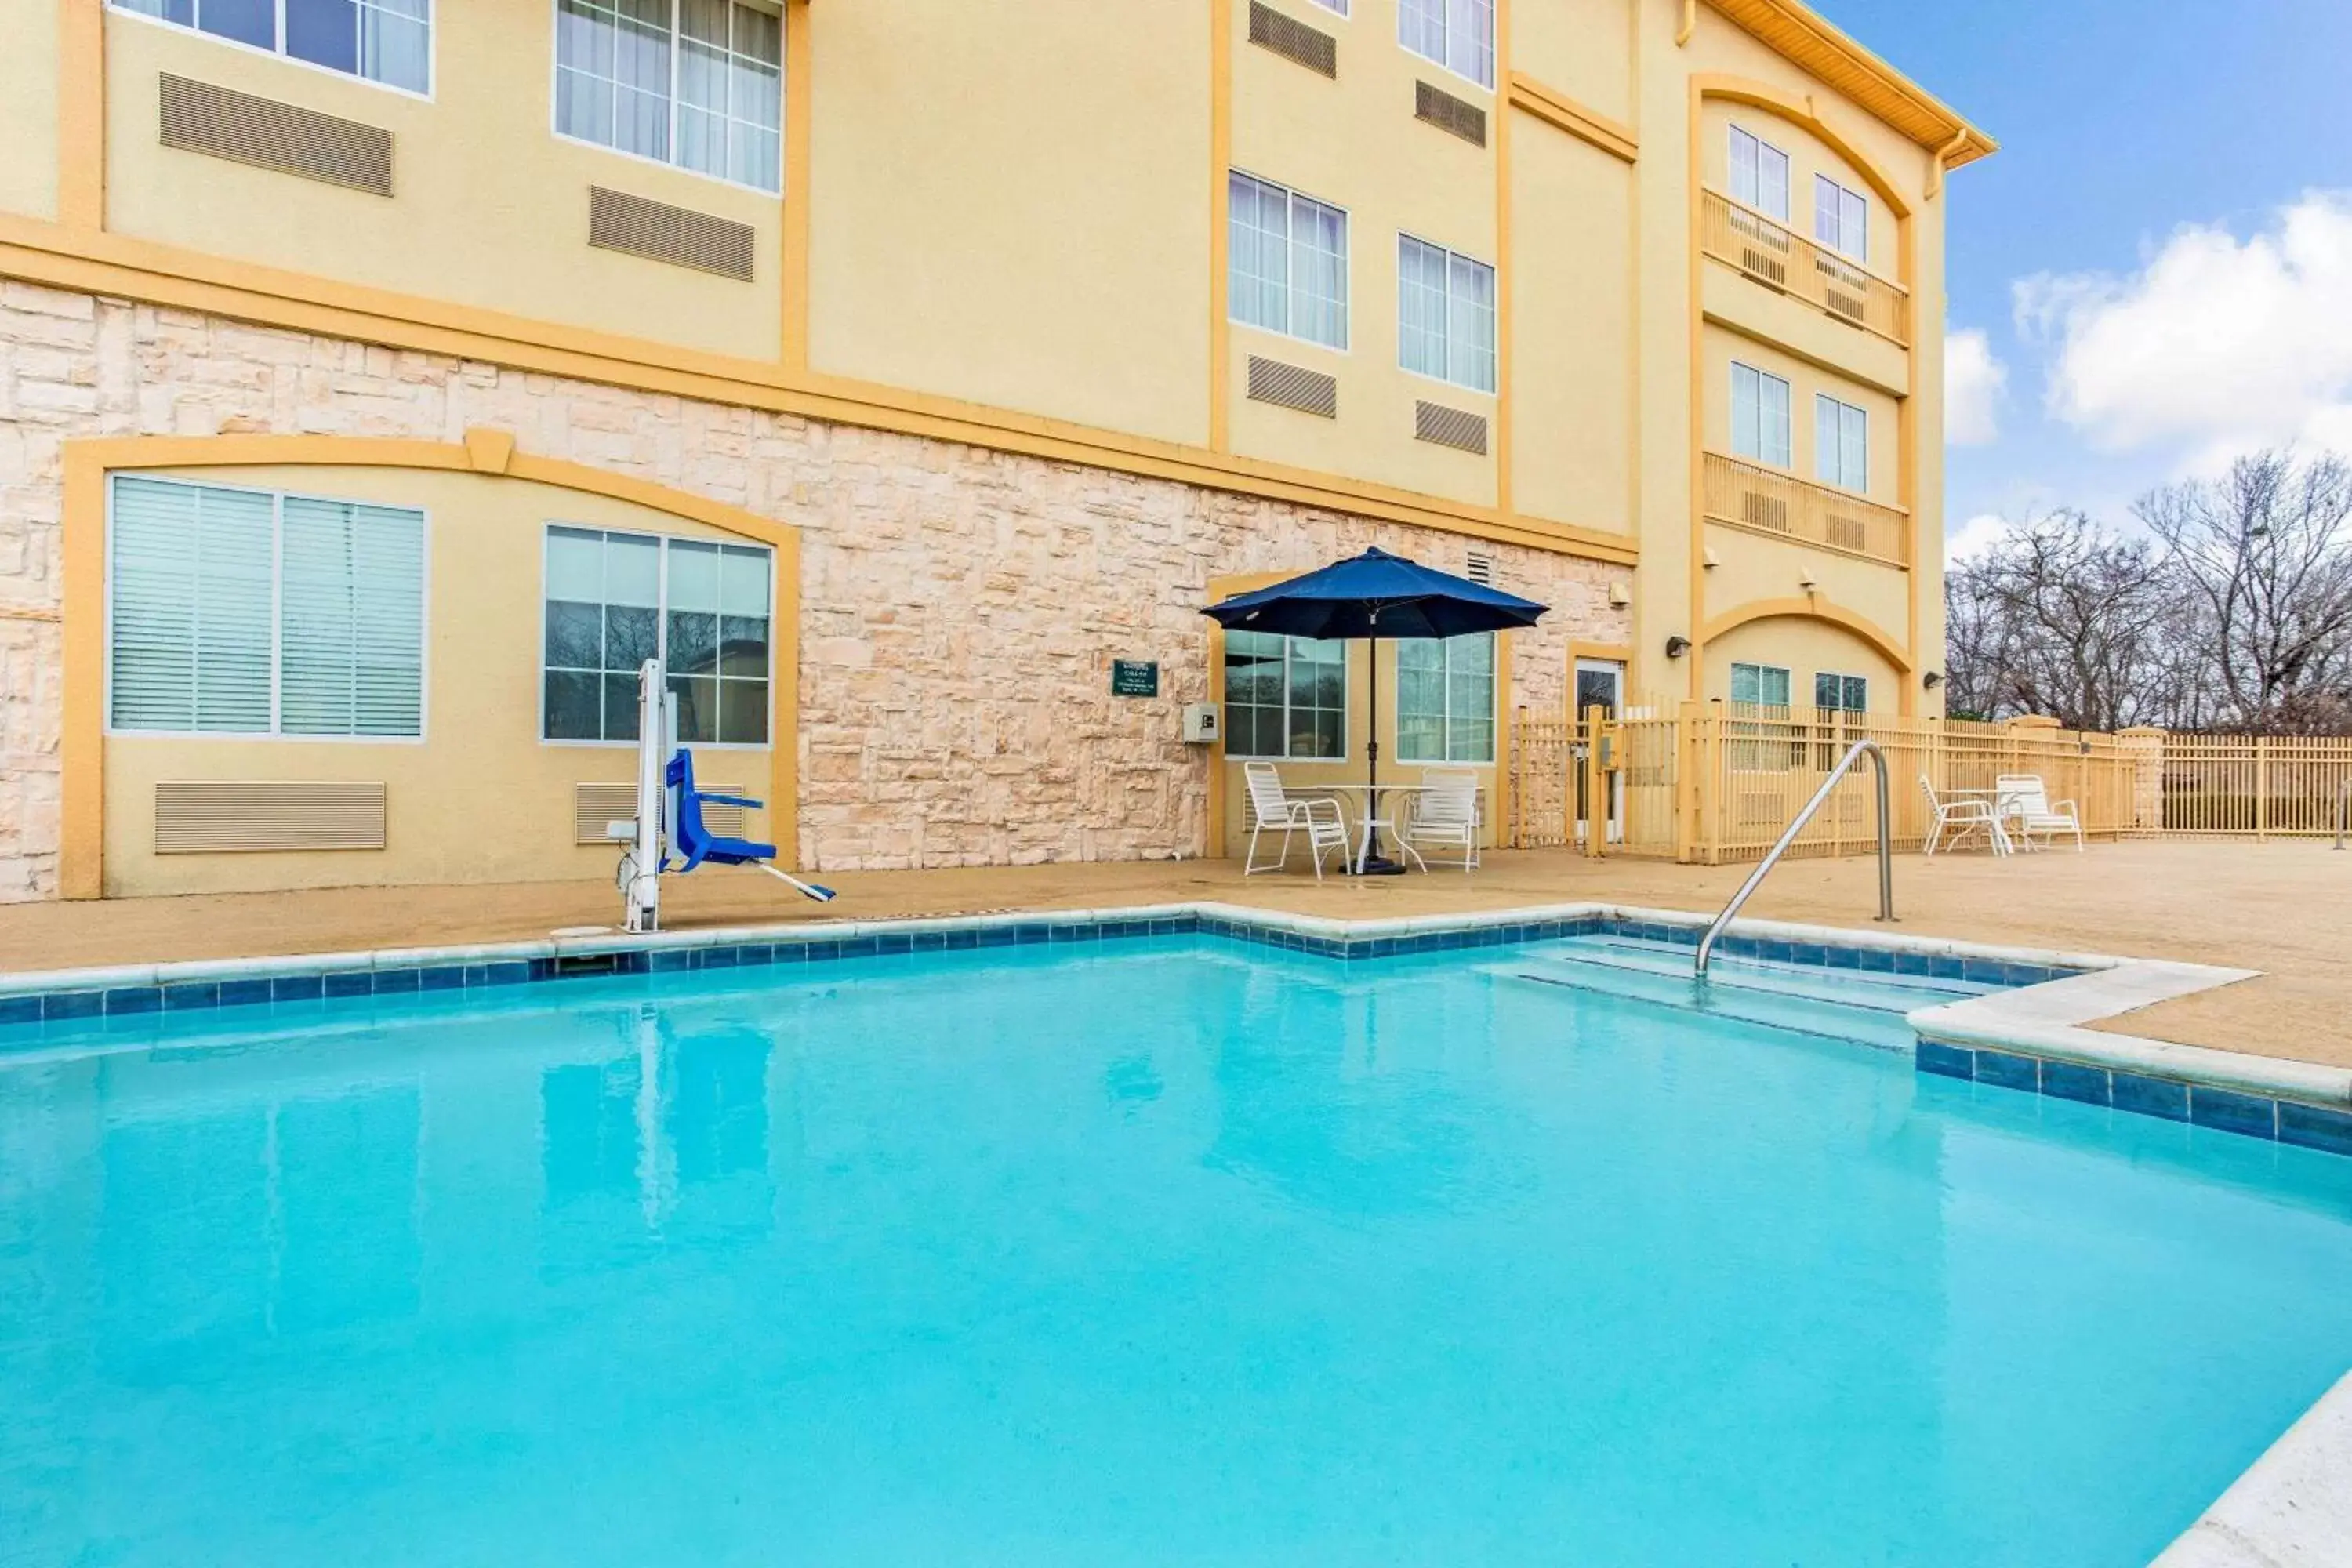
[{"left": 1202, "top": 547, "right": 1548, "bottom": 871}]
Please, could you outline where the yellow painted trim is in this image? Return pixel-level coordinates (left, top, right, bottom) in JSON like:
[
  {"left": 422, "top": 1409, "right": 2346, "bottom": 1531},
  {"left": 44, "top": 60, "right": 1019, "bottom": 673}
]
[
  {"left": 59, "top": 0, "right": 105, "bottom": 230},
  {"left": 1701, "top": 0, "right": 1996, "bottom": 168},
  {"left": 779, "top": 0, "right": 813, "bottom": 373},
  {"left": 1683, "top": 84, "right": 1706, "bottom": 702},
  {"left": 1675, "top": 0, "right": 1697, "bottom": 48},
  {"left": 1698, "top": 597, "right": 1915, "bottom": 675},
  {"left": 1493, "top": 0, "right": 1513, "bottom": 518},
  {"left": 1505, "top": 73, "right": 1638, "bottom": 163},
  {"left": 1202, "top": 567, "right": 1296, "bottom": 860},
  {"left": 0, "top": 218, "right": 1639, "bottom": 566},
  {"left": 56, "top": 431, "right": 806, "bottom": 900},
  {"left": 1207, "top": 0, "right": 1232, "bottom": 452},
  {"left": 1693, "top": 74, "right": 1914, "bottom": 223}
]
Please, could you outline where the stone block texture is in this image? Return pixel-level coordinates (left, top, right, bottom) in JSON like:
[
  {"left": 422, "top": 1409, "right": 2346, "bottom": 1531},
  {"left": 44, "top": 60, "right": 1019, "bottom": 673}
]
[{"left": 0, "top": 281, "right": 1628, "bottom": 897}]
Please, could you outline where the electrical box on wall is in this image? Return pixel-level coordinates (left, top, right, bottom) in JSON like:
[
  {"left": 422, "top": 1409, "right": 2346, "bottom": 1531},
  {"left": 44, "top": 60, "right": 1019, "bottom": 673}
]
[{"left": 1181, "top": 703, "right": 1220, "bottom": 744}]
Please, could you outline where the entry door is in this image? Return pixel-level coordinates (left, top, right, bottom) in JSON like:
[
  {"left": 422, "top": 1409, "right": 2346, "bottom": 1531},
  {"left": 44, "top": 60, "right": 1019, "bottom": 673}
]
[{"left": 1573, "top": 659, "right": 1626, "bottom": 844}]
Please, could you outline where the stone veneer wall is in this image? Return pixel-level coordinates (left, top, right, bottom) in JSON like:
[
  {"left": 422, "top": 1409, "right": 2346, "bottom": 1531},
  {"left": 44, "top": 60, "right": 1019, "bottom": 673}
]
[{"left": 0, "top": 281, "right": 1630, "bottom": 899}]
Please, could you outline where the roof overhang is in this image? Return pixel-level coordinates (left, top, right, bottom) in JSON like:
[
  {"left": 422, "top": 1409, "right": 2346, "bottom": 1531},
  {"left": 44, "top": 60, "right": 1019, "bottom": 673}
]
[{"left": 1704, "top": 0, "right": 1997, "bottom": 169}]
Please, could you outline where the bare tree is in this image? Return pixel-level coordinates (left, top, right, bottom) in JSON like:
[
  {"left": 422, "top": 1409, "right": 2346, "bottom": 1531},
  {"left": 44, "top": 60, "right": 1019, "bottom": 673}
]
[
  {"left": 2136, "top": 451, "right": 2352, "bottom": 730},
  {"left": 1944, "top": 512, "right": 2186, "bottom": 730}
]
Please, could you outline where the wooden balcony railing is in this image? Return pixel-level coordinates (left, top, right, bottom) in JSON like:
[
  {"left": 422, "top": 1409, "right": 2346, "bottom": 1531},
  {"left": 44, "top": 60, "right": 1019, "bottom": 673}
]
[
  {"left": 1700, "top": 188, "right": 1911, "bottom": 347},
  {"left": 1702, "top": 451, "right": 1911, "bottom": 568}
]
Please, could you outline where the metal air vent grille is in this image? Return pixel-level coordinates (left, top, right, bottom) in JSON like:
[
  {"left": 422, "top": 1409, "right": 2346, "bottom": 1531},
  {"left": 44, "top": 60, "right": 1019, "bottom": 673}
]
[
  {"left": 1414, "top": 400, "right": 1489, "bottom": 455},
  {"left": 154, "top": 781, "right": 388, "bottom": 854},
  {"left": 1414, "top": 79, "right": 1488, "bottom": 147},
  {"left": 589, "top": 187, "right": 757, "bottom": 281},
  {"left": 1248, "top": 2, "right": 1338, "bottom": 76},
  {"left": 159, "top": 74, "right": 394, "bottom": 196},
  {"left": 1247, "top": 355, "right": 1339, "bottom": 418}
]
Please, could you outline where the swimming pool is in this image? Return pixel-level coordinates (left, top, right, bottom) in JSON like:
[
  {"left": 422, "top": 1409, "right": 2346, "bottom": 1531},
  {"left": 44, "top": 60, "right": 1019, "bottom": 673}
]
[{"left": 3, "top": 931, "right": 2348, "bottom": 1565}]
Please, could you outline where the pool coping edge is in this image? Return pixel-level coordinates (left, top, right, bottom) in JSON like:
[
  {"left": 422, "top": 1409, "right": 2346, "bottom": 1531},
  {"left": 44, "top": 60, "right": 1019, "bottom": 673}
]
[{"left": 2150, "top": 1367, "right": 2352, "bottom": 1567}]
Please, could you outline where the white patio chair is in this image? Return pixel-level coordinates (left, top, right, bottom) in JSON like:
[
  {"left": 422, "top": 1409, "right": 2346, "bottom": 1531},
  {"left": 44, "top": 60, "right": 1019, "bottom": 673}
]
[
  {"left": 1242, "top": 761, "right": 1351, "bottom": 879},
  {"left": 1399, "top": 768, "right": 1482, "bottom": 873},
  {"left": 1919, "top": 775, "right": 2010, "bottom": 857},
  {"left": 1995, "top": 773, "right": 2085, "bottom": 852}
]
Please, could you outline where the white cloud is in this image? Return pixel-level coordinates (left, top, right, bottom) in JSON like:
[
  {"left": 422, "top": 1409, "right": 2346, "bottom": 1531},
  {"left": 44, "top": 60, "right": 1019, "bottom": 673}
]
[
  {"left": 1944, "top": 513, "right": 2014, "bottom": 564},
  {"left": 2017, "top": 191, "right": 2352, "bottom": 472},
  {"left": 1944, "top": 328, "right": 2006, "bottom": 445}
]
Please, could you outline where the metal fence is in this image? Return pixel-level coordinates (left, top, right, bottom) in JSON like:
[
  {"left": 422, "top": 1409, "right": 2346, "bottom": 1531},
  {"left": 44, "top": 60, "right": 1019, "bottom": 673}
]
[{"left": 1508, "top": 705, "right": 2352, "bottom": 862}]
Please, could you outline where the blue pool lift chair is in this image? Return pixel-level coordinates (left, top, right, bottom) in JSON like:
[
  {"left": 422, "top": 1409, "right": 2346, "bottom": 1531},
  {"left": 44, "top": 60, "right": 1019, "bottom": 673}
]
[{"left": 664, "top": 748, "right": 837, "bottom": 900}]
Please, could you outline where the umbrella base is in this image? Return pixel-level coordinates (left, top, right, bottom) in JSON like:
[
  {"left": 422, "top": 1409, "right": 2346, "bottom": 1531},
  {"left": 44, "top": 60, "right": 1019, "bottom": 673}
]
[{"left": 1349, "top": 855, "right": 1409, "bottom": 877}]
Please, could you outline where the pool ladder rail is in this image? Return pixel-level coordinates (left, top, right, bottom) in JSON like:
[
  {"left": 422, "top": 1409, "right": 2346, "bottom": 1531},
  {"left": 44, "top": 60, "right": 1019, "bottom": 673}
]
[{"left": 1694, "top": 738, "right": 1895, "bottom": 980}]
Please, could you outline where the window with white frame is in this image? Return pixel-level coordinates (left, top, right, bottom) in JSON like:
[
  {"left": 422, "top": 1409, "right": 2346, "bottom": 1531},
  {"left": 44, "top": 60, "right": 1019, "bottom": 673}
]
[
  {"left": 1729, "top": 125, "right": 1791, "bottom": 221},
  {"left": 1814, "top": 174, "right": 1868, "bottom": 262},
  {"left": 1814, "top": 671, "right": 1868, "bottom": 713},
  {"left": 1398, "top": 0, "right": 1494, "bottom": 88},
  {"left": 543, "top": 525, "right": 772, "bottom": 745},
  {"left": 1307, "top": 0, "right": 1348, "bottom": 13},
  {"left": 1229, "top": 172, "right": 1349, "bottom": 351},
  {"left": 1224, "top": 631, "right": 1345, "bottom": 760},
  {"left": 1730, "top": 361, "right": 1792, "bottom": 468},
  {"left": 108, "top": 475, "right": 426, "bottom": 737},
  {"left": 555, "top": 0, "right": 782, "bottom": 193},
  {"left": 1398, "top": 234, "right": 1496, "bottom": 394},
  {"left": 1396, "top": 634, "right": 1494, "bottom": 762},
  {"left": 111, "top": 0, "right": 431, "bottom": 93},
  {"left": 1815, "top": 394, "right": 1868, "bottom": 492},
  {"left": 1730, "top": 662, "right": 1791, "bottom": 709}
]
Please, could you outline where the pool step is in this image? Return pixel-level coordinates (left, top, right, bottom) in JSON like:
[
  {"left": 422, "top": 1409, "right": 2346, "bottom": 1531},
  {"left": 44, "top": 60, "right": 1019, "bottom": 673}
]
[
  {"left": 1493, "top": 950, "right": 1929, "bottom": 1052},
  {"left": 1537, "top": 935, "right": 1992, "bottom": 1013}
]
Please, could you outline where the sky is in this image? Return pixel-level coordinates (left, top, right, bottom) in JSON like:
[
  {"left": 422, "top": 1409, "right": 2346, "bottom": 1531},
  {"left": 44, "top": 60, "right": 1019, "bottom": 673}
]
[{"left": 1805, "top": 0, "right": 2352, "bottom": 558}]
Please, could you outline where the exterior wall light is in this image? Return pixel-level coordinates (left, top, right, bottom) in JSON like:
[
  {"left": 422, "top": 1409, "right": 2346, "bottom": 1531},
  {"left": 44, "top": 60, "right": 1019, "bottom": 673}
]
[
  {"left": 1665, "top": 635, "right": 1692, "bottom": 659},
  {"left": 1922, "top": 671, "right": 1944, "bottom": 690}
]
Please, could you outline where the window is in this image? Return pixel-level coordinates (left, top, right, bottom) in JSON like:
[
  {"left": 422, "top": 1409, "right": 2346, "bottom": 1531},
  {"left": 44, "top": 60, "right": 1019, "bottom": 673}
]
[
  {"left": 1308, "top": 0, "right": 1348, "bottom": 13},
  {"left": 1729, "top": 125, "right": 1790, "bottom": 221},
  {"left": 555, "top": 0, "right": 782, "bottom": 193},
  {"left": 1224, "top": 631, "right": 1345, "bottom": 760},
  {"left": 112, "top": 0, "right": 430, "bottom": 93},
  {"left": 543, "top": 526, "right": 771, "bottom": 745},
  {"left": 1397, "top": 634, "right": 1494, "bottom": 763},
  {"left": 108, "top": 476, "right": 426, "bottom": 737},
  {"left": 1814, "top": 174, "right": 1868, "bottom": 262},
  {"left": 1229, "top": 172, "right": 1349, "bottom": 351},
  {"left": 1398, "top": 234, "right": 1497, "bottom": 394},
  {"left": 1815, "top": 395, "right": 1867, "bottom": 492},
  {"left": 1730, "top": 662, "right": 1791, "bottom": 709},
  {"left": 1398, "top": 0, "right": 1494, "bottom": 88},
  {"left": 1730, "top": 362, "right": 1792, "bottom": 468},
  {"left": 1815, "top": 672, "right": 1869, "bottom": 713}
]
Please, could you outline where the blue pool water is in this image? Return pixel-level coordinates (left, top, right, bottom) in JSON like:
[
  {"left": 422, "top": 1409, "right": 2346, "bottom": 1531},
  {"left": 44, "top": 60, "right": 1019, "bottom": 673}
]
[{"left": 4, "top": 935, "right": 2351, "bottom": 1566}]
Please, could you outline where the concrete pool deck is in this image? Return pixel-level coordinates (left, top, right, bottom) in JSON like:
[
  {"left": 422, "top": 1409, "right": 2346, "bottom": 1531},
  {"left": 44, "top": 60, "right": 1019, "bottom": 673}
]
[{"left": 0, "top": 837, "right": 2344, "bottom": 1066}]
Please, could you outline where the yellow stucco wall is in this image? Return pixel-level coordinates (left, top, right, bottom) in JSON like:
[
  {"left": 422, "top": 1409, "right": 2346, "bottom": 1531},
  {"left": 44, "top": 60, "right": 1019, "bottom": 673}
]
[
  {"left": 1701, "top": 524, "right": 1911, "bottom": 644},
  {"left": 0, "top": 0, "right": 60, "bottom": 223},
  {"left": 805, "top": 0, "right": 1210, "bottom": 445},
  {"left": 102, "top": 5, "right": 785, "bottom": 362},
  {"left": 1512, "top": 0, "right": 1634, "bottom": 125},
  {"left": 1508, "top": 117, "right": 1635, "bottom": 535},
  {"left": 100, "top": 464, "right": 776, "bottom": 897},
  {"left": 1703, "top": 615, "right": 1899, "bottom": 713}
]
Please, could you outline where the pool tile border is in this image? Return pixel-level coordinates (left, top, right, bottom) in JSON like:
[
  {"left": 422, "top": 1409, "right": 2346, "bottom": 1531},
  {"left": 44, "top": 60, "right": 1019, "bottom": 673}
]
[{"left": 2, "top": 895, "right": 2334, "bottom": 1160}]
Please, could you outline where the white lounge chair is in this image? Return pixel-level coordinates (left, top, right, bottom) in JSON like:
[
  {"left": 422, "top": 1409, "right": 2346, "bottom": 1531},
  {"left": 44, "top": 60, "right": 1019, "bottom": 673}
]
[
  {"left": 1399, "top": 768, "right": 1482, "bottom": 872},
  {"left": 1242, "top": 762, "right": 1352, "bottom": 878},
  {"left": 1919, "top": 775, "right": 2011, "bottom": 857},
  {"left": 1995, "top": 773, "right": 2085, "bottom": 851}
]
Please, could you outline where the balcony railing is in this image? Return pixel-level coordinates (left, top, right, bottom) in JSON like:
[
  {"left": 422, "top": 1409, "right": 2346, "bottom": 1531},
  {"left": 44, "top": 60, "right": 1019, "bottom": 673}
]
[
  {"left": 1702, "top": 451, "right": 1911, "bottom": 568},
  {"left": 1700, "top": 189, "right": 1911, "bottom": 347}
]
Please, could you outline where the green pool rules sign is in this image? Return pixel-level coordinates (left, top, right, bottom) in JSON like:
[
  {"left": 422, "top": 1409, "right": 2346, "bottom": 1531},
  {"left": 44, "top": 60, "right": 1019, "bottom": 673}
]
[{"left": 1111, "top": 659, "right": 1160, "bottom": 698}]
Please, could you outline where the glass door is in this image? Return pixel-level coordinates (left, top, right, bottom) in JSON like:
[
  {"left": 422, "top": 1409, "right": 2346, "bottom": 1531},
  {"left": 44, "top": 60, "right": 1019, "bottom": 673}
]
[{"left": 1573, "top": 659, "right": 1625, "bottom": 844}]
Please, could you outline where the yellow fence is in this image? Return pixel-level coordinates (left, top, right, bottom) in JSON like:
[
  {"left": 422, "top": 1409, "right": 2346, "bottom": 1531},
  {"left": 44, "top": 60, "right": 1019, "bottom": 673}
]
[
  {"left": 1508, "top": 706, "right": 2352, "bottom": 862},
  {"left": 1700, "top": 187, "right": 1912, "bottom": 346}
]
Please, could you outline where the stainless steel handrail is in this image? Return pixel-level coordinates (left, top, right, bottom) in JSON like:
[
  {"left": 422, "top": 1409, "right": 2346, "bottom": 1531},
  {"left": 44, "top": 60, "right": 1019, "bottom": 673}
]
[{"left": 1695, "top": 738, "right": 1895, "bottom": 978}]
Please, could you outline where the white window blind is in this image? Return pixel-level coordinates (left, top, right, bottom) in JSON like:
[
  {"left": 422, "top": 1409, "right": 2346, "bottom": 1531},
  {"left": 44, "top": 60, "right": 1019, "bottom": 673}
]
[
  {"left": 1813, "top": 174, "right": 1868, "bottom": 262},
  {"left": 1398, "top": 0, "right": 1494, "bottom": 89},
  {"left": 1730, "top": 125, "right": 1790, "bottom": 221},
  {"left": 1397, "top": 633, "right": 1494, "bottom": 762},
  {"left": 1814, "top": 394, "right": 1868, "bottom": 492},
  {"left": 1731, "top": 362, "right": 1792, "bottom": 468},
  {"left": 1399, "top": 234, "right": 1496, "bottom": 394},
  {"left": 280, "top": 497, "right": 426, "bottom": 736},
  {"left": 1229, "top": 172, "right": 1349, "bottom": 350},
  {"left": 556, "top": 0, "right": 782, "bottom": 192},
  {"left": 111, "top": 0, "right": 432, "bottom": 93},
  {"left": 108, "top": 476, "right": 426, "bottom": 737}
]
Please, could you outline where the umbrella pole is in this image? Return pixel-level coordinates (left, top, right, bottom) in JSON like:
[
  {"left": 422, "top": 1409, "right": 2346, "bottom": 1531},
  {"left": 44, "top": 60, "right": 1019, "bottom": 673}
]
[{"left": 1359, "top": 629, "right": 1403, "bottom": 875}]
